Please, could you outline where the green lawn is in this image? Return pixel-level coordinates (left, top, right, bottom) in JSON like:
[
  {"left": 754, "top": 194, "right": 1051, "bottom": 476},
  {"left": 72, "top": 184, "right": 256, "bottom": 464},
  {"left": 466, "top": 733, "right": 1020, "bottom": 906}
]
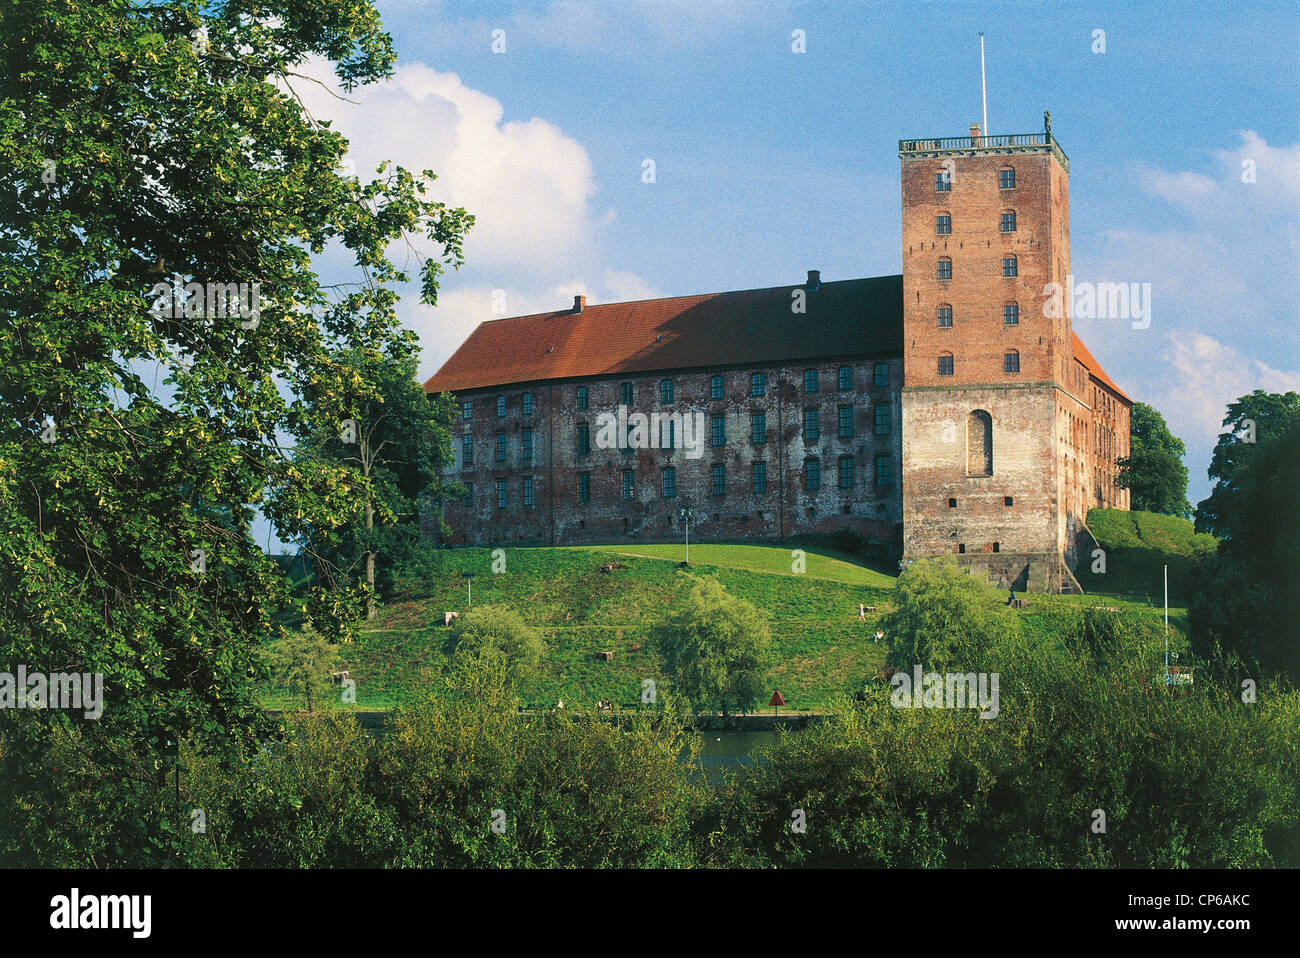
[{"left": 264, "top": 537, "right": 1188, "bottom": 714}]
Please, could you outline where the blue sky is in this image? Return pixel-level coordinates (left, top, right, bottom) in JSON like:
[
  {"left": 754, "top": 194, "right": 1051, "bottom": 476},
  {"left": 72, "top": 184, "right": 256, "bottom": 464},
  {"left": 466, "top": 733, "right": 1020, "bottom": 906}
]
[{"left": 291, "top": 0, "right": 1300, "bottom": 522}]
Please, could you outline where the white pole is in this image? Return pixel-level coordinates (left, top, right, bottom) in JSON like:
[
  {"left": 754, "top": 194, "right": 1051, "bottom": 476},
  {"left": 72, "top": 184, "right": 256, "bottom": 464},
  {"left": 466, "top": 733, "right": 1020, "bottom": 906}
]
[
  {"left": 1164, "top": 564, "right": 1169, "bottom": 686},
  {"left": 980, "top": 33, "right": 988, "bottom": 138},
  {"left": 685, "top": 513, "right": 690, "bottom": 564}
]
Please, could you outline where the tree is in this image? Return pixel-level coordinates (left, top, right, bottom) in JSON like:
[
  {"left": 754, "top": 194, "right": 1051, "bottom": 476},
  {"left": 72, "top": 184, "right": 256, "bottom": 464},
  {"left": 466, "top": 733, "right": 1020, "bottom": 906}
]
[
  {"left": 446, "top": 605, "right": 545, "bottom": 688},
  {"left": 292, "top": 349, "right": 459, "bottom": 621},
  {"left": 264, "top": 627, "right": 340, "bottom": 714},
  {"left": 881, "top": 558, "right": 1017, "bottom": 674},
  {"left": 0, "top": 0, "right": 471, "bottom": 864},
  {"left": 653, "top": 578, "right": 771, "bottom": 717},
  {"left": 1116, "top": 402, "right": 1191, "bottom": 517},
  {"left": 1189, "top": 394, "right": 1300, "bottom": 682}
]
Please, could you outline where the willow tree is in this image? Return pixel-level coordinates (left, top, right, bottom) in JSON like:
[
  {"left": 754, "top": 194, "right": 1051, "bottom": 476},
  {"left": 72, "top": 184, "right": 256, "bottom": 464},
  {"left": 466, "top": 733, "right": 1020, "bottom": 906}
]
[{"left": 0, "top": 0, "right": 471, "bottom": 864}]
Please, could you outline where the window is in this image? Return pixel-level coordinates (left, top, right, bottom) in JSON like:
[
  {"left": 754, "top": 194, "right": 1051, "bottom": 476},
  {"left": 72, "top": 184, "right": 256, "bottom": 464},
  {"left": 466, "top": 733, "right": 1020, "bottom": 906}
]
[
  {"left": 522, "top": 427, "right": 533, "bottom": 460},
  {"left": 665, "top": 419, "right": 676, "bottom": 449},
  {"left": 936, "top": 213, "right": 951, "bottom": 235},
  {"left": 577, "top": 472, "right": 590, "bottom": 504},
  {"left": 495, "top": 431, "right": 507, "bottom": 462},
  {"left": 576, "top": 386, "right": 588, "bottom": 410},
  {"left": 958, "top": 544, "right": 966, "bottom": 555},
  {"left": 522, "top": 477, "right": 534, "bottom": 508},
  {"left": 622, "top": 469, "right": 635, "bottom": 500},
  {"left": 992, "top": 542, "right": 1000, "bottom": 553},
  {"left": 522, "top": 392, "right": 534, "bottom": 416},
  {"left": 803, "top": 408, "right": 820, "bottom": 441},
  {"left": 803, "top": 369, "right": 819, "bottom": 393},
  {"left": 1004, "top": 350, "right": 1020, "bottom": 374},
  {"left": 837, "top": 366, "right": 852, "bottom": 391},
  {"left": 461, "top": 434, "right": 473, "bottom": 467},
  {"left": 1003, "top": 255, "right": 1017, "bottom": 277},
  {"left": 495, "top": 479, "right": 507, "bottom": 509},
  {"left": 804, "top": 458, "right": 821, "bottom": 491},
  {"left": 660, "top": 379, "right": 674, "bottom": 404},
  {"left": 874, "top": 403, "right": 890, "bottom": 436},
  {"left": 967, "top": 409, "right": 993, "bottom": 477},
  {"left": 838, "top": 406, "right": 854, "bottom": 439},
  {"left": 1004, "top": 303, "right": 1019, "bottom": 326},
  {"left": 948, "top": 498, "right": 957, "bottom": 508},
  {"left": 1004, "top": 496, "right": 1014, "bottom": 507},
  {"left": 752, "top": 461, "right": 767, "bottom": 495},
  {"left": 712, "top": 464, "right": 726, "bottom": 497},
  {"left": 620, "top": 382, "right": 634, "bottom": 406},
  {"left": 751, "top": 372, "right": 766, "bottom": 396},
  {"left": 937, "top": 258, "right": 952, "bottom": 280},
  {"left": 875, "top": 455, "right": 893, "bottom": 487},
  {"left": 873, "top": 363, "right": 889, "bottom": 387},
  {"left": 464, "top": 483, "right": 473, "bottom": 507},
  {"left": 938, "top": 304, "right": 953, "bottom": 327},
  {"left": 1000, "top": 210, "right": 1017, "bottom": 232},
  {"left": 662, "top": 466, "right": 676, "bottom": 498},
  {"left": 751, "top": 411, "right": 766, "bottom": 444},
  {"left": 935, "top": 170, "right": 951, "bottom": 192},
  {"left": 710, "top": 374, "right": 724, "bottom": 399},
  {"left": 711, "top": 413, "right": 726, "bottom": 447},
  {"left": 938, "top": 354, "right": 954, "bottom": 376},
  {"left": 839, "top": 455, "right": 854, "bottom": 489},
  {"left": 497, "top": 395, "right": 506, "bottom": 418},
  {"left": 999, "top": 167, "right": 1016, "bottom": 189},
  {"left": 462, "top": 399, "right": 473, "bottom": 419},
  {"left": 576, "top": 423, "right": 590, "bottom": 456}
]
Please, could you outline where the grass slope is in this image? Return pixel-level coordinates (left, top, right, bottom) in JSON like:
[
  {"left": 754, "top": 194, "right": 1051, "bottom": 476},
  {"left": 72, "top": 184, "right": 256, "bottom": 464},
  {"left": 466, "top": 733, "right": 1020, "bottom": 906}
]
[
  {"left": 265, "top": 539, "right": 1188, "bottom": 713},
  {"left": 1077, "top": 509, "right": 1217, "bottom": 602}
]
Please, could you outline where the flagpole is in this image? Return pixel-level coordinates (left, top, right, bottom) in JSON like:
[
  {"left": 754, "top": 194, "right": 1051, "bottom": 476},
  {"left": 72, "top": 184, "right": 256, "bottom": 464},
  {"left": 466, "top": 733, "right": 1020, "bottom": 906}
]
[{"left": 980, "top": 33, "right": 988, "bottom": 137}]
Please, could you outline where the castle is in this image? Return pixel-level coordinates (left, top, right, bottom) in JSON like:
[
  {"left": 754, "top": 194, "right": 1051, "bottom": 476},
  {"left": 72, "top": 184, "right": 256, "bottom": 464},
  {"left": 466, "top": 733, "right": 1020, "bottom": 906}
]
[{"left": 424, "top": 117, "right": 1131, "bottom": 592}]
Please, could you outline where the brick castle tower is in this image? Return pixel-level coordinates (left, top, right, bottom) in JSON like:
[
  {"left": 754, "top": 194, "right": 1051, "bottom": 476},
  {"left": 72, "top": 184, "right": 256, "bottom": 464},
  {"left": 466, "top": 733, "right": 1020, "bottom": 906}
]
[{"left": 898, "top": 113, "right": 1093, "bottom": 592}]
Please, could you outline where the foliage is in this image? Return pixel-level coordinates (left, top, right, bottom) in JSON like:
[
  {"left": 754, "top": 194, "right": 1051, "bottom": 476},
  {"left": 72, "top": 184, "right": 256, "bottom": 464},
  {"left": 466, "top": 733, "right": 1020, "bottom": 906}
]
[
  {"left": 881, "top": 557, "right": 1018, "bottom": 673},
  {"left": 1116, "top": 402, "right": 1192, "bottom": 518},
  {"left": 263, "top": 627, "right": 340, "bottom": 713},
  {"left": 445, "top": 604, "right": 545, "bottom": 689},
  {"left": 0, "top": 0, "right": 470, "bottom": 861},
  {"left": 652, "top": 578, "right": 772, "bottom": 716}
]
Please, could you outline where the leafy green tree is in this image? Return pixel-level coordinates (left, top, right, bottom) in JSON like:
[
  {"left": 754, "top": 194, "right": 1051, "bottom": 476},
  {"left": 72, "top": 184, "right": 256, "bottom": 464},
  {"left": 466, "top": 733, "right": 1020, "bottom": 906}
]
[
  {"left": 264, "top": 627, "right": 340, "bottom": 714},
  {"left": 292, "top": 349, "right": 459, "bottom": 621},
  {"left": 653, "top": 578, "right": 771, "bottom": 717},
  {"left": 1116, "top": 402, "right": 1192, "bottom": 517},
  {"left": 1190, "top": 395, "right": 1300, "bottom": 682},
  {"left": 881, "top": 558, "right": 1018, "bottom": 674},
  {"left": 445, "top": 605, "right": 545, "bottom": 688},
  {"left": 0, "top": 0, "right": 470, "bottom": 864}
]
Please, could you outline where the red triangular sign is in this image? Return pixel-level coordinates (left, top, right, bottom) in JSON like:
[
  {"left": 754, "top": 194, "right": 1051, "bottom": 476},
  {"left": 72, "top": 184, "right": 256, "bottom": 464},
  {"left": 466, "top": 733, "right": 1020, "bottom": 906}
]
[{"left": 769, "top": 690, "right": 786, "bottom": 707}]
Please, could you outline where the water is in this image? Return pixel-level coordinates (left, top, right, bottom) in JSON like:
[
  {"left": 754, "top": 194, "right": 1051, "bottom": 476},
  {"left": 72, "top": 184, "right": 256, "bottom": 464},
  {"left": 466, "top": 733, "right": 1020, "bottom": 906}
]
[{"left": 691, "top": 729, "right": 783, "bottom": 785}]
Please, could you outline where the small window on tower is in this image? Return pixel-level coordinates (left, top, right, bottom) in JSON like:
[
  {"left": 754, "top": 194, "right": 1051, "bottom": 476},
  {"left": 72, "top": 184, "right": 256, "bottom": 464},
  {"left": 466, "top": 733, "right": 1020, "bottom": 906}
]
[
  {"left": 1003, "top": 255, "right": 1018, "bottom": 277},
  {"left": 999, "top": 167, "right": 1016, "bottom": 190},
  {"left": 937, "top": 258, "right": 952, "bottom": 281},
  {"left": 936, "top": 213, "right": 952, "bottom": 235},
  {"left": 1004, "top": 350, "right": 1020, "bottom": 373},
  {"left": 935, "top": 169, "right": 951, "bottom": 192},
  {"left": 1004, "top": 496, "right": 1014, "bottom": 507},
  {"left": 938, "top": 353, "right": 954, "bottom": 376},
  {"left": 1001, "top": 210, "right": 1017, "bottom": 232},
  {"left": 948, "top": 498, "right": 957, "bottom": 508},
  {"left": 1004, "top": 303, "right": 1020, "bottom": 326},
  {"left": 938, "top": 304, "right": 953, "bottom": 327}
]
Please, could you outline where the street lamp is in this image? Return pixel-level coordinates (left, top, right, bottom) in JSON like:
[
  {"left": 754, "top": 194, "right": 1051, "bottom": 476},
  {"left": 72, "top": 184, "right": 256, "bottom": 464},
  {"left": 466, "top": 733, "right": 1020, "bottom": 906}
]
[
  {"left": 678, "top": 507, "right": 695, "bottom": 564},
  {"left": 463, "top": 572, "right": 474, "bottom": 606}
]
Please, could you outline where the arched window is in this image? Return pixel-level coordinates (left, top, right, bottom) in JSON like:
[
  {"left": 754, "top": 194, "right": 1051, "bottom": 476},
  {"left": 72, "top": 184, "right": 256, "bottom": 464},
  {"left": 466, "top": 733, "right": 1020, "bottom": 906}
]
[
  {"left": 937, "top": 257, "right": 952, "bottom": 281},
  {"left": 937, "top": 304, "right": 953, "bottom": 327},
  {"left": 967, "top": 410, "right": 992, "bottom": 476},
  {"left": 1004, "top": 350, "right": 1020, "bottom": 374},
  {"left": 999, "top": 167, "right": 1016, "bottom": 190},
  {"left": 1000, "top": 210, "right": 1017, "bottom": 232},
  {"left": 935, "top": 211, "right": 952, "bottom": 235},
  {"left": 938, "top": 352, "right": 954, "bottom": 376},
  {"left": 1002, "top": 254, "right": 1017, "bottom": 277}
]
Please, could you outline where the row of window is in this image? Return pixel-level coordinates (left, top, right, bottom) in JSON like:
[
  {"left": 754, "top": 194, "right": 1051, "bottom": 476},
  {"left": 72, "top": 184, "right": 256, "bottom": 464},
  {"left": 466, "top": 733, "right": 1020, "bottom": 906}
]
[
  {"left": 463, "top": 364, "right": 896, "bottom": 421},
  {"left": 934, "top": 258, "right": 1020, "bottom": 282},
  {"left": 933, "top": 211, "right": 1017, "bottom": 234},
  {"left": 935, "top": 352, "right": 1021, "bottom": 376},
  {"left": 935, "top": 167, "right": 1017, "bottom": 191},
  {"left": 464, "top": 455, "right": 896, "bottom": 508},
  {"left": 937, "top": 302, "right": 1021, "bottom": 326}
]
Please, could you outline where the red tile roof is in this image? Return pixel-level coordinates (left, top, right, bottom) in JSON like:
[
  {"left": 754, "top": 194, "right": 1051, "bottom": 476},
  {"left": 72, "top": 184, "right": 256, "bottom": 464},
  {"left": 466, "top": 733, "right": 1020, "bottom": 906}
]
[
  {"left": 1070, "top": 331, "right": 1130, "bottom": 403},
  {"left": 424, "top": 276, "right": 903, "bottom": 393},
  {"left": 423, "top": 273, "right": 1129, "bottom": 406}
]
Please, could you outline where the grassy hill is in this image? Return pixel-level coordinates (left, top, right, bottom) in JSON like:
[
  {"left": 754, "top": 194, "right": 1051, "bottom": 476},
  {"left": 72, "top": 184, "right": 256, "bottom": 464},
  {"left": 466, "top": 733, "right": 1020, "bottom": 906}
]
[
  {"left": 1076, "top": 509, "right": 1217, "bottom": 602},
  {"left": 265, "top": 538, "right": 1189, "bottom": 713}
]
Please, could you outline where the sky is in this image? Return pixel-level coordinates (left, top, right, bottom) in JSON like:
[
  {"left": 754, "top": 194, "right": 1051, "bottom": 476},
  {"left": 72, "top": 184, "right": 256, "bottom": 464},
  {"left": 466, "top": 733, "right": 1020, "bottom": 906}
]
[{"left": 289, "top": 0, "right": 1300, "bottom": 518}]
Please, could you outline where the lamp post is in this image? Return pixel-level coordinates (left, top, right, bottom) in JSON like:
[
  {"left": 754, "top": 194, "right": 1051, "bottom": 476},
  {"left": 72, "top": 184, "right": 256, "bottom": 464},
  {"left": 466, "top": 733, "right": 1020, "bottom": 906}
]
[
  {"left": 464, "top": 572, "right": 474, "bottom": 607},
  {"left": 678, "top": 507, "right": 695, "bottom": 565}
]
